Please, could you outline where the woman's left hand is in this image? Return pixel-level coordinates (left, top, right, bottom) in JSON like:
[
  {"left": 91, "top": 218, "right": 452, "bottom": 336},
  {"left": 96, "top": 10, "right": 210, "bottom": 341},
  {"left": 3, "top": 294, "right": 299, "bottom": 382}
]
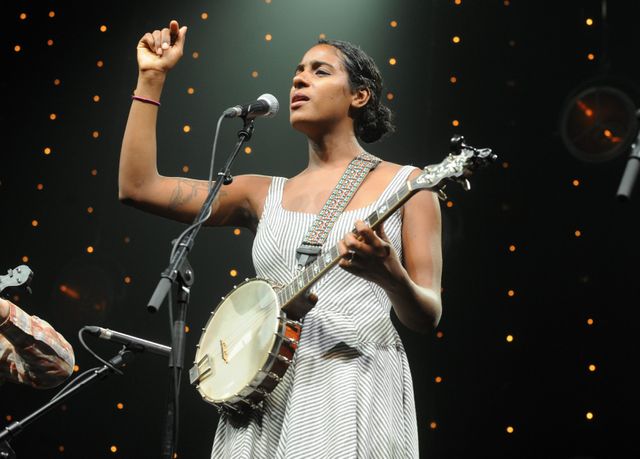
[{"left": 338, "top": 220, "right": 405, "bottom": 289}]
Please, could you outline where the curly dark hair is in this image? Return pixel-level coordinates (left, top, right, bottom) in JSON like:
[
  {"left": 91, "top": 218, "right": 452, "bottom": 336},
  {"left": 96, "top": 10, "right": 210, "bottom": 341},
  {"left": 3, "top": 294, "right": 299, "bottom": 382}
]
[{"left": 318, "top": 39, "right": 395, "bottom": 143}]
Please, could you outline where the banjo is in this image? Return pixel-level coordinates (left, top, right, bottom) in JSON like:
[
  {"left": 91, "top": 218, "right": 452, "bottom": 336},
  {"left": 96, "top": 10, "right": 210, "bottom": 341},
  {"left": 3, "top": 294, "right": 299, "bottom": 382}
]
[{"left": 189, "top": 136, "right": 496, "bottom": 413}]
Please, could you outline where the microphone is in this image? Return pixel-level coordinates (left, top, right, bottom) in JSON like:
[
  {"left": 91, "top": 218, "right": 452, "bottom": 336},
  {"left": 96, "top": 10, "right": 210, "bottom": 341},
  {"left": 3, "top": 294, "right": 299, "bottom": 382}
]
[
  {"left": 223, "top": 93, "right": 279, "bottom": 119},
  {"left": 616, "top": 140, "right": 640, "bottom": 202},
  {"left": 84, "top": 326, "right": 171, "bottom": 357}
]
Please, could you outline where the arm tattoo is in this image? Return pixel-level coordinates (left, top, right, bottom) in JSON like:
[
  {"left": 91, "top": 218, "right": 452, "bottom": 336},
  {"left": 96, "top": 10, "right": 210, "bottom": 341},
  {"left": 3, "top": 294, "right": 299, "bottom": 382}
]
[
  {"left": 168, "top": 179, "right": 227, "bottom": 211},
  {"left": 168, "top": 179, "right": 206, "bottom": 210},
  {"left": 167, "top": 178, "right": 231, "bottom": 224}
]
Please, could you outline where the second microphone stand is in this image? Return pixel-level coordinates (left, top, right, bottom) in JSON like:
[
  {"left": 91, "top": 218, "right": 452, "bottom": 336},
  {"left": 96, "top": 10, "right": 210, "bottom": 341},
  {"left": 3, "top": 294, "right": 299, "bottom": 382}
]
[{"left": 148, "top": 117, "right": 255, "bottom": 459}]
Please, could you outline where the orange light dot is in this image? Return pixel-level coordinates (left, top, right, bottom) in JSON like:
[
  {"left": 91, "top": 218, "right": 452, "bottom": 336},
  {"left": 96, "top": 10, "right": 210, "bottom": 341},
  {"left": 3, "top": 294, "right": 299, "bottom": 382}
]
[
  {"left": 452, "top": 36, "right": 461, "bottom": 44},
  {"left": 86, "top": 246, "right": 94, "bottom": 254},
  {"left": 233, "top": 228, "right": 241, "bottom": 235},
  {"left": 389, "top": 57, "right": 397, "bottom": 66},
  {"left": 504, "top": 0, "right": 510, "bottom": 5},
  {"left": 87, "top": 206, "right": 94, "bottom": 214},
  {"left": 506, "top": 426, "right": 514, "bottom": 434},
  {"left": 19, "top": 13, "right": 27, "bottom": 20},
  {"left": 110, "top": 445, "right": 118, "bottom": 453},
  {"left": 192, "top": 51, "right": 199, "bottom": 59},
  {"left": 244, "top": 146, "right": 252, "bottom": 154},
  {"left": 575, "top": 230, "right": 582, "bottom": 237},
  {"left": 265, "top": 0, "right": 272, "bottom": 3},
  {"left": 183, "top": 125, "right": 191, "bottom": 133},
  {"left": 386, "top": 92, "right": 395, "bottom": 101},
  {"left": 36, "top": 183, "right": 44, "bottom": 191},
  {"left": 588, "top": 364, "right": 596, "bottom": 372},
  {"left": 124, "top": 236, "right": 131, "bottom": 244},
  {"left": 251, "top": 70, "right": 259, "bottom": 78},
  {"left": 572, "top": 179, "right": 580, "bottom": 187},
  {"left": 430, "top": 421, "right": 437, "bottom": 429},
  {"left": 265, "top": 34, "right": 273, "bottom": 41},
  {"left": 450, "top": 76, "right": 457, "bottom": 84},
  {"left": 124, "top": 276, "right": 131, "bottom": 284},
  {"left": 390, "top": 20, "right": 398, "bottom": 28},
  {"left": 434, "top": 376, "right": 442, "bottom": 383},
  {"left": 201, "top": 12, "right": 209, "bottom": 20},
  {"left": 73, "top": 364, "right": 80, "bottom": 372},
  {"left": 97, "top": 60, "right": 104, "bottom": 68},
  {"left": 22, "top": 256, "right": 29, "bottom": 263},
  {"left": 91, "top": 169, "right": 98, "bottom": 176},
  {"left": 43, "top": 147, "right": 52, "bottom": 155},
  {"left": 502, "top": 161, "right": 510, "bottom": 168},
  {"left": 92, "top": 131, "right": 100, "bottom": 138},
  {"left": 230, "top": 269, "right": 238, "bottom": 277},
  {"left": 182, "top": 165, "right": 190, "bottom": 173},
  {"left": 507, "top": 289, "right": 515, "bottom": 297},
  {"left": 319, "top": 33, "right": 326, "bottom": 39},
  {"left": 506, "top": 334, "right": 514, "bottom": 342},
  {"left": 586, "top": 18, "right": 594, "bottom": 26},
  {"left": 116, "top": 402, "right": 124, "bottom": 410},
  {"left": 58, "top": 445, "right": 65, "bottom": 452},
  {"left": 454, "top": 0, "right": 462, "bottom": 4},
  {"left": 31, "top": 220, "right": 39, "bottom": 227},
  {"left": 446, "top": 201, "right": 454, "bottom": 208},
  {"left": 185, "top": 325, "right": 190, "bottom": 333},
  {"left": 14, "top": 45, "right": 21, "bottom": 52},
  {"left": 587, "top": 53, "right": 595, "bottom": 61},
  {"left": 47, "top": 39, "right": 54, "bottom": 46},
  {"left": 54, "top": 79, "right": 61, "bottom": 86},
  {"left": 93, "top": 95, "right": 100, "bottom": 102},
  {"left": 508, "top": 244, "right": 516, "bottom": 252},
  {"left": 49, "top": 11, "right": 56, "bottom": 18},
  {"left": 187, "top": 87, "right": 195, "bottom": 94},
  {"left": 49, "top": 113, "right": 57, "bottom": 120},
  {"left": 587, "top": 318, "right": 594, "bottom": 326},
  {"left": 586, "top": 412, "right": 594, "bottom": 420},
  {"left": 5, "top": 415, "right": 12, "bottom": 422},
  {"left": 100, "top": 25, "right": 107, "bottom": 32},
  {"left": 452, "top": 119, "right": 460, "bottom": 127},
  {"left": 436, "top": 331, "right": 444, "bottom": 339}
]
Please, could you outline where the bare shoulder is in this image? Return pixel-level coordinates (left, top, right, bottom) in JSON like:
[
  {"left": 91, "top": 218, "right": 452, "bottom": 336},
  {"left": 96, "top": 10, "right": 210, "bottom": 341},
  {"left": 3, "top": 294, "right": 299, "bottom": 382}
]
[{"left": 367, "top": 160, "right": 405, "bottom": 187}]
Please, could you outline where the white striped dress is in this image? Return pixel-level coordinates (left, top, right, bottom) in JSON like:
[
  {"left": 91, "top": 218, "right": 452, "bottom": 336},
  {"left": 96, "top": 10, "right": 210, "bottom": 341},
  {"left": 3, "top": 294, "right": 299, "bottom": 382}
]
[{"left": 211, "top": 165, "right": 420, "bottom": 458}]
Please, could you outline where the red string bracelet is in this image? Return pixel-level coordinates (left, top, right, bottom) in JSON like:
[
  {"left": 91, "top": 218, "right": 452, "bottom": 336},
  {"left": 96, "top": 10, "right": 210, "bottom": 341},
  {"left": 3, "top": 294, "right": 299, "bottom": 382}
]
[{"left": 131, "top": 95, "right": 161, "bottom": 107}]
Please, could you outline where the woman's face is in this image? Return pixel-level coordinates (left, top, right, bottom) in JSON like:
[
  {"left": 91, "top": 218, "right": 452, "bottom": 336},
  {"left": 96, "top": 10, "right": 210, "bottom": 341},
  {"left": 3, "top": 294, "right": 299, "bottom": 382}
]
[{"left": 289, "top": 44, "right": 362, "bottom": 136}]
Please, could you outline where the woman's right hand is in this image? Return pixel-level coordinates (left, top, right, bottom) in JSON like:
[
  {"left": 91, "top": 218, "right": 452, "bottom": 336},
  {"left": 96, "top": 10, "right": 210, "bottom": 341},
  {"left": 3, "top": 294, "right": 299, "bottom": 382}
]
[{"left": 137, "top": 20, "right": 188, "bottom": 75}]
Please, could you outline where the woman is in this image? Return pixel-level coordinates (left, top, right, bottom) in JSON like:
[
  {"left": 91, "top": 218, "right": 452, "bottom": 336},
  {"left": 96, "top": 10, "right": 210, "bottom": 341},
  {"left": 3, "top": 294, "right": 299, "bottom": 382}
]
[{"left": 119, "top": 19, "right": 442, "bottom": 458}]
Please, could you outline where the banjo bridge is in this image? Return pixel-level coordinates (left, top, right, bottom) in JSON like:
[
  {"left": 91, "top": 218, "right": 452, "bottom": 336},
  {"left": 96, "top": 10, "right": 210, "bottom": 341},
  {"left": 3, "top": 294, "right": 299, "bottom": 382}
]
[{"left": 220, "top": 339, "right": 230, "bottom": 363}]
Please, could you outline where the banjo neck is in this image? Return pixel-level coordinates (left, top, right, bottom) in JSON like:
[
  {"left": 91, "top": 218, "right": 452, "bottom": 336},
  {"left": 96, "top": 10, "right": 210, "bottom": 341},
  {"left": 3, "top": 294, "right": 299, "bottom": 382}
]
[
  {"left": 277, "top": 139, "right": 497, "bottom": 315},
  {"left": 277, "top": 180, "right": 416, "bottom": 311}
]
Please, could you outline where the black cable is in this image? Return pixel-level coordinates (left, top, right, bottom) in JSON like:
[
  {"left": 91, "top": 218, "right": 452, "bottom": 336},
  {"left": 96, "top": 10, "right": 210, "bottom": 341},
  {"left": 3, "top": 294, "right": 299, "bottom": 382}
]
[
  {"left": 169, "top": 113, "right": 226, "bottom": 263},
  {"left": 77, "top": 326, "right": 123, "bottom": 375},
  {"left": 48, "top": 327, "right": 125, "bottom": 404}
]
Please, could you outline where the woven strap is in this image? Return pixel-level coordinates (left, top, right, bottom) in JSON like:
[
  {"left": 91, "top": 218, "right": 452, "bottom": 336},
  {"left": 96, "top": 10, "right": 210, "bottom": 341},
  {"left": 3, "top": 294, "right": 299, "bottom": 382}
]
[{"left": 296, "top": 152, "right": 381, "bottom": 268}]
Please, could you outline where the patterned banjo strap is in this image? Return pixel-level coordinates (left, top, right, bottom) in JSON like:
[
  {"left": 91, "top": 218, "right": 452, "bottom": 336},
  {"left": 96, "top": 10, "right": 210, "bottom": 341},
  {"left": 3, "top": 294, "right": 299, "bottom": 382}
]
[{"left": 296, "top": 151, "right": 382, "bottom": 269}]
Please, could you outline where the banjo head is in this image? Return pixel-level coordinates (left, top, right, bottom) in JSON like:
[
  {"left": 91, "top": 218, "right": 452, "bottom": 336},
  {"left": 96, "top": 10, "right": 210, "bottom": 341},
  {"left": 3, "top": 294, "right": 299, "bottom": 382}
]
[{"left": 192, "top": 278, "right": 280, "bottom": 404}]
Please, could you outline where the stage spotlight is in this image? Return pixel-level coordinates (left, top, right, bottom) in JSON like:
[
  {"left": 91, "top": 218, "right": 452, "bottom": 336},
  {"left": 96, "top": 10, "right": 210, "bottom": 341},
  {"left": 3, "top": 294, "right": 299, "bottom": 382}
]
[{"left": 560, "top": 85, "right": 637, "bottom": 163}]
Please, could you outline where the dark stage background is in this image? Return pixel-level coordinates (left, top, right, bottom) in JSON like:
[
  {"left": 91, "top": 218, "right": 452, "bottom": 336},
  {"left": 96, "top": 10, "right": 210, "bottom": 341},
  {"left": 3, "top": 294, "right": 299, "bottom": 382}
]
[{"left": 2, "top": 1, "right": 640, "bottom": 458}]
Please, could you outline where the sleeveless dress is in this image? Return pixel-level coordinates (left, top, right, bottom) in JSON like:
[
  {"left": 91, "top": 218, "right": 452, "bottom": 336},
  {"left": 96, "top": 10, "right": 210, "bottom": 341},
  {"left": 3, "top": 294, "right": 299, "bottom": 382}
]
[{"left": 211, "top": 165, "right": 420, "bottom": 458}]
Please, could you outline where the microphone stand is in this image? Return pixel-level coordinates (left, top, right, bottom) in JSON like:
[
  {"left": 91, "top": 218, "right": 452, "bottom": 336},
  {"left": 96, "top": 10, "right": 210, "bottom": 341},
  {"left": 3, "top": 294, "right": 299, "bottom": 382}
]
[
  {"left": 0, "top": 347, "right": 137, "bottom": 458},
  {"left": 616, "top": 123, "right": 640, "bottom": 201},
  {"left": 147, "top": 117, "right": 255, "bottom": 459}
]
